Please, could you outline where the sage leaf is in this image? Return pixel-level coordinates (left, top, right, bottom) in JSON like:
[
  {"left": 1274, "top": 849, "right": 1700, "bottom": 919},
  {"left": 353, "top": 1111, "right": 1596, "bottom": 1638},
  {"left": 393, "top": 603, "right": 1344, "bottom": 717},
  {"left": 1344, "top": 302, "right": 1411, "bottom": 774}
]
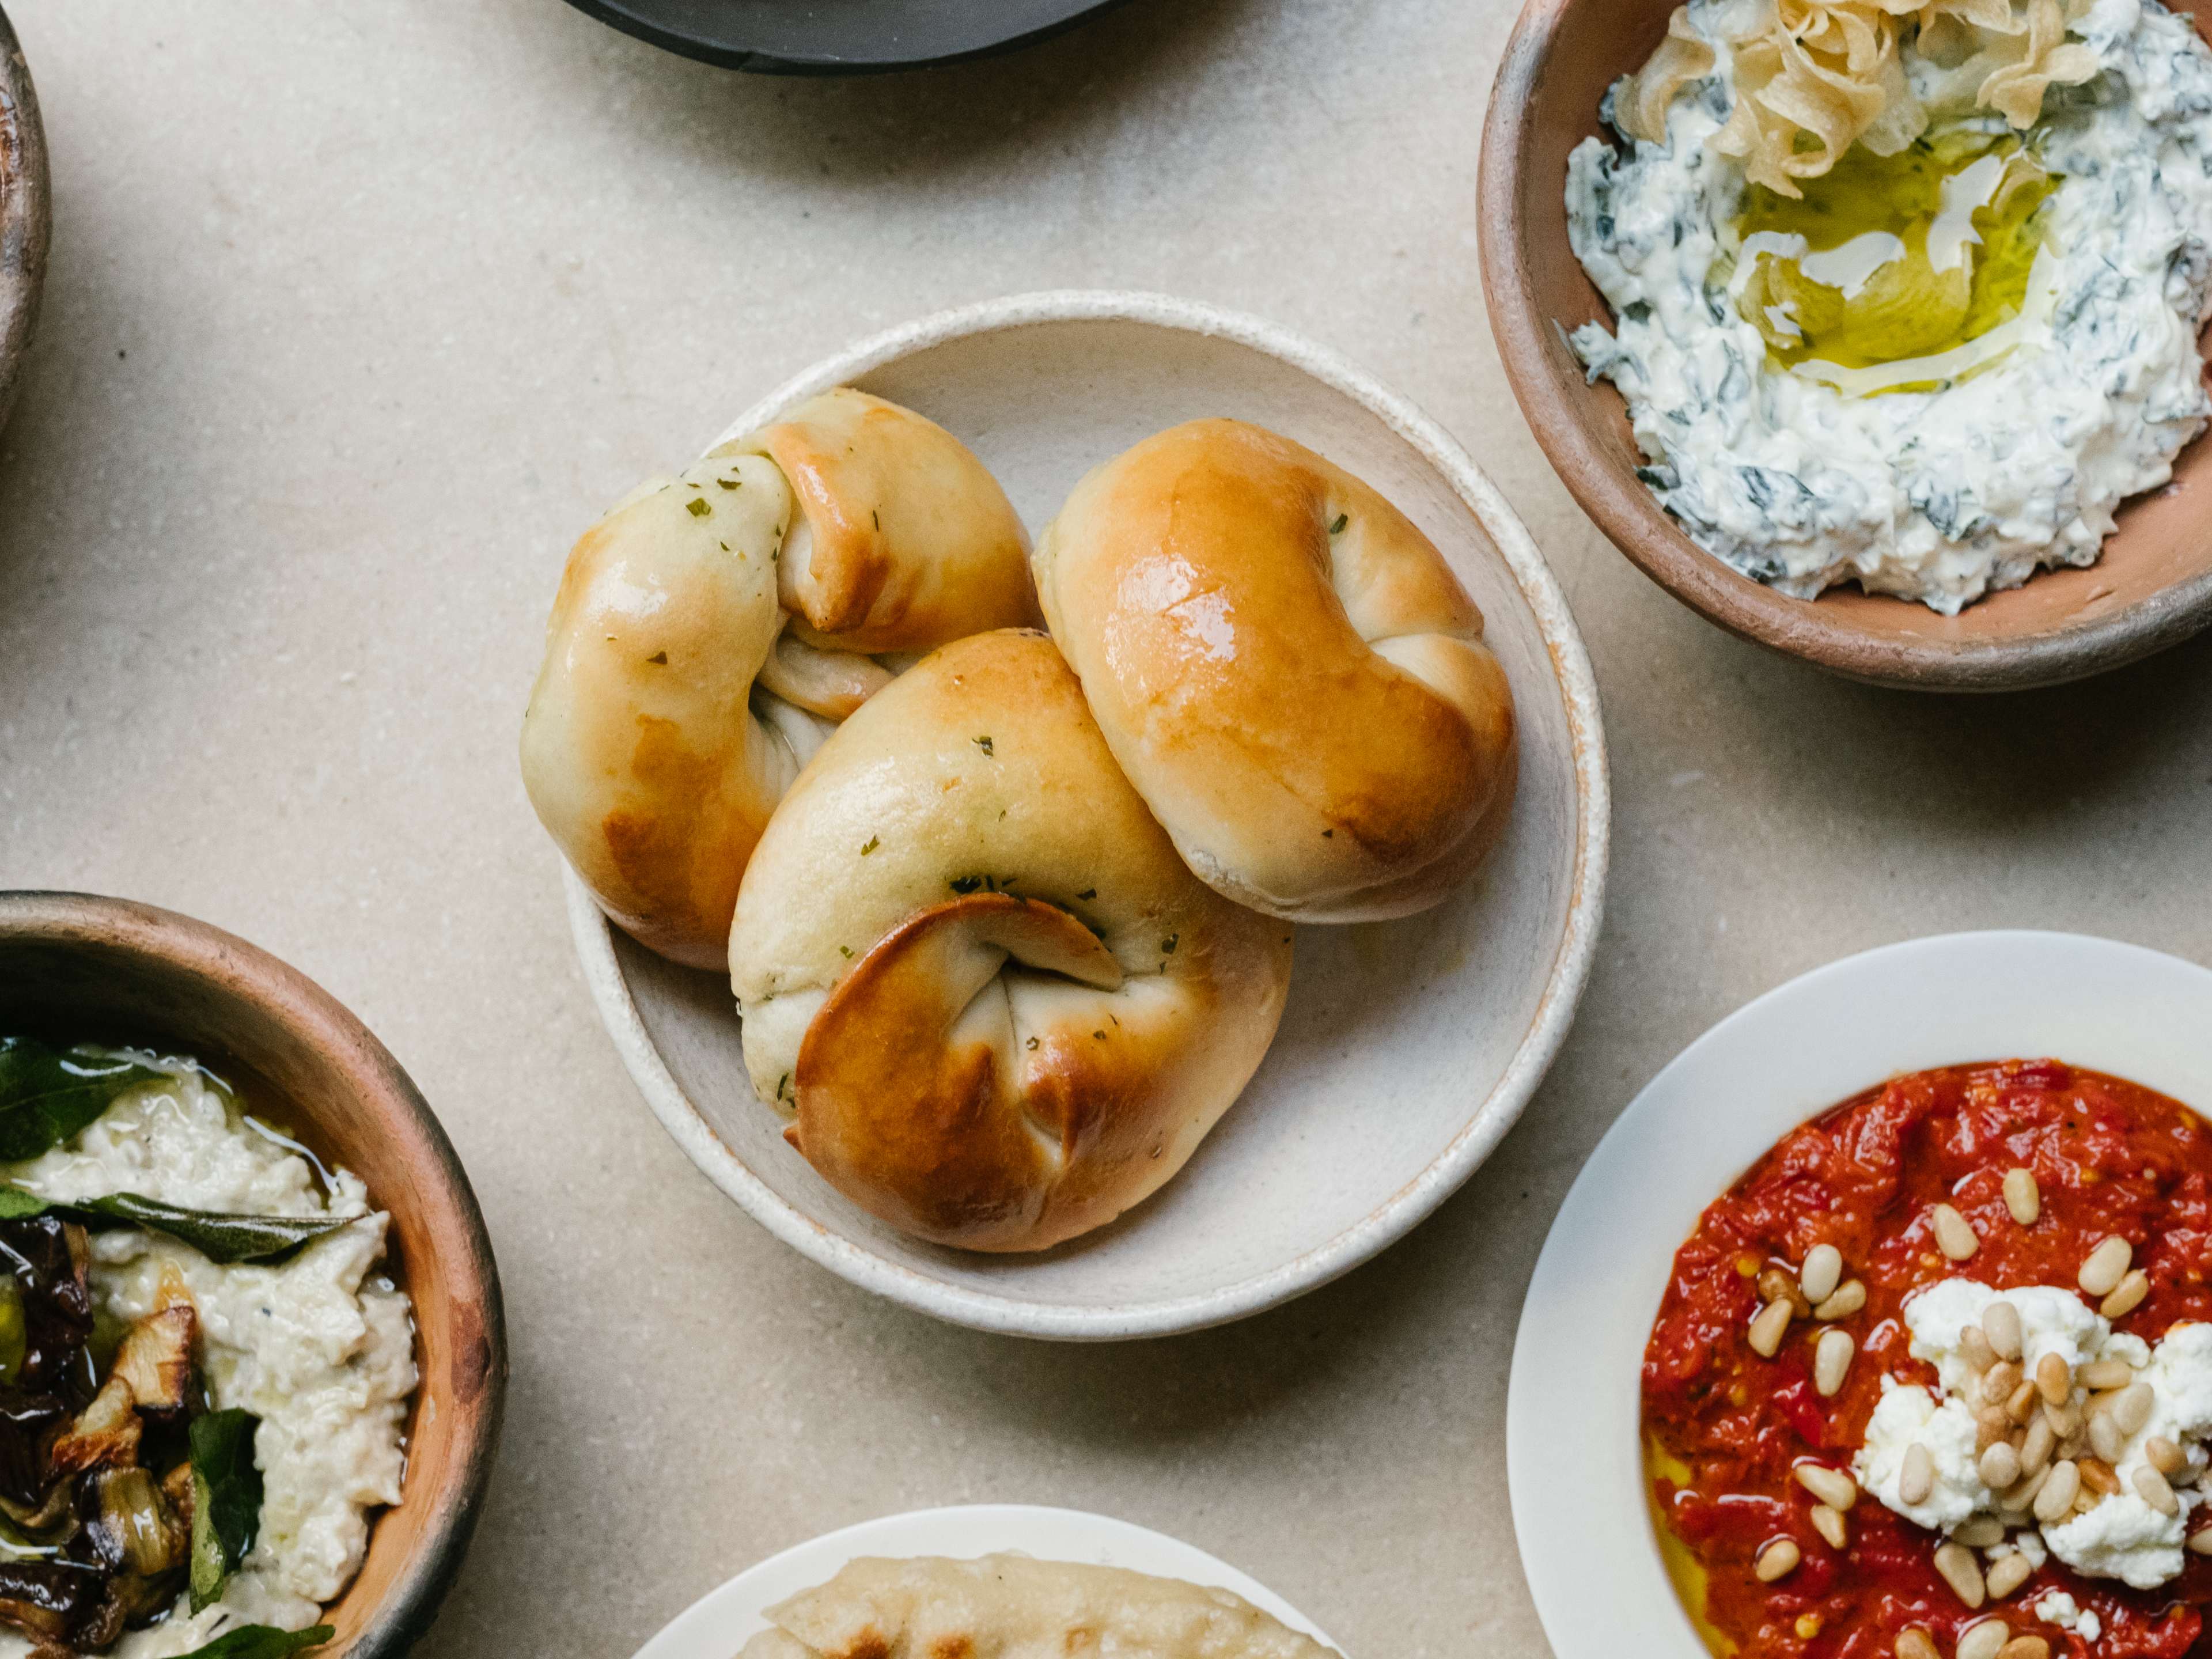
[
  {"left": 189, "top": 1408, "right": 263, "bottom": 1613},
  {"left": 0, "top": 1187, "right": 350, "bottom": 1264},
  {"left": 0, "top": 1039, "right": 162, "bottom": 1162},
  {"left": 177, "top": 1625, "right": 334, "bottom": 1659}
]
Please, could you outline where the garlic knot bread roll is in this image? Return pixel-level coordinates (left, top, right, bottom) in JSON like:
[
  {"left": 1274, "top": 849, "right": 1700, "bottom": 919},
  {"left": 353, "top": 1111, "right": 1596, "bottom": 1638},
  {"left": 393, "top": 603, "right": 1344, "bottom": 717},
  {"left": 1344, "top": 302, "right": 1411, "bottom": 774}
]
[
  {"left": 521, "top": 389, "right": 1036, "bottom": 969},
  {"left": 742, "top": 1554, "right": 1343, "bottom": 1659},
  {"left": 728, "top": 628, "right": 1293, "bottom": 1252},
  {"left": 1034, "top": 418, "right": 1519, "bottom": 922}
]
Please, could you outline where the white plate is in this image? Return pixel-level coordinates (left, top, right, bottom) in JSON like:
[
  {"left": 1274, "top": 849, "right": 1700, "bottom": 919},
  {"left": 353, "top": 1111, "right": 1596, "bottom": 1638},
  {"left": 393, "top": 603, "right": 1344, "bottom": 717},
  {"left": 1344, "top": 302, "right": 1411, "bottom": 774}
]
[
  {"left": 1508, "top": 929, "right": 2212, "bottom": 1659},
  {"left": 567, "top": 289, "right": 1608, "bottom": 1340},
  {"left": 631, "top": 1503, "right": 1340, "bottom": 1659}
]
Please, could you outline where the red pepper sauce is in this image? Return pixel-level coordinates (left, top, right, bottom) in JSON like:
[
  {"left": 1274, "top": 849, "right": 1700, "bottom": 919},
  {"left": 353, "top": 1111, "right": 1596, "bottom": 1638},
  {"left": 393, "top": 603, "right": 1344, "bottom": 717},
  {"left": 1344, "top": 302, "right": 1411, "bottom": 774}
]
[{"left": 1644, "top": 1060, "right": 2212, "bottom": 1659}]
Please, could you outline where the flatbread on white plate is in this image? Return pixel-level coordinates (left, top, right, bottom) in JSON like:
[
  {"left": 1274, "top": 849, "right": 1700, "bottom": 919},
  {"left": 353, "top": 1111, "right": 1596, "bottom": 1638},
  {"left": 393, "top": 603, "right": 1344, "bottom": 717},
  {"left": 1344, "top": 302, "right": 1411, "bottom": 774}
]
[{"left": 738, "top": 1553, "right": 1343, "bottom": 1659}]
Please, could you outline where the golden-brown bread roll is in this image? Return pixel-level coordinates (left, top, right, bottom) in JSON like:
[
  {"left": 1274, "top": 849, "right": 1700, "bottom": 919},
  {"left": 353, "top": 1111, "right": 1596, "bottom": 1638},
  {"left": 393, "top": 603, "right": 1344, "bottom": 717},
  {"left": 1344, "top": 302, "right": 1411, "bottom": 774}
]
[
  {"left": 727, "top": 629, "right": 1293, "bottom": 1252},
  {"left": 1033, "top": 418, "right": 1518, "bottom": 923},
  {"left": 743, "top": 1554, "right": 1343, "bottom": 1659},
  {"left": 521, "top": 391, "right": 1037, "bottom": 968}
]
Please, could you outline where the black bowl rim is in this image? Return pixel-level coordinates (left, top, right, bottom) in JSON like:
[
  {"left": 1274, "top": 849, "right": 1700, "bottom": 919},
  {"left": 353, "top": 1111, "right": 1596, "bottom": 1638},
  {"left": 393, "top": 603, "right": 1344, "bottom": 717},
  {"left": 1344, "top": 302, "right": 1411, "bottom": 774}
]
[{"left": 558, "top": 0, "right": 1135, "bottom": 74}]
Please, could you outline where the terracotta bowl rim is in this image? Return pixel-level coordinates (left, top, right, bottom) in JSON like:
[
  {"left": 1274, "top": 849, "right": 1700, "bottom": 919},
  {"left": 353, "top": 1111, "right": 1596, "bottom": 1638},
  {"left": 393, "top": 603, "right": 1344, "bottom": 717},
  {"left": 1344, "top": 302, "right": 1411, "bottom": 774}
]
[
  {"left": 0, "top": 889, "right": 508, "bottom": 1659},
  {"left": 1476, "top": 0, "right": 2212, "bottom": 692},
  {"left": 566, "top": 286, "right": 1612, "bottom": 1342},
  {"left": 0, "top": 1, "right": 49, "bottom": 437}
]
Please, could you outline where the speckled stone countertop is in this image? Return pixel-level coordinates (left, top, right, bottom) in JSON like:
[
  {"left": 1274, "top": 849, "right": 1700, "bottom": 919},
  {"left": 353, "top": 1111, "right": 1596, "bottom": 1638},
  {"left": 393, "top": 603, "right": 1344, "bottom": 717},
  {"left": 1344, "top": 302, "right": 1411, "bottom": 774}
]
[{"left": 2, "top": 2, "right": 2209, "bottom": 1653}]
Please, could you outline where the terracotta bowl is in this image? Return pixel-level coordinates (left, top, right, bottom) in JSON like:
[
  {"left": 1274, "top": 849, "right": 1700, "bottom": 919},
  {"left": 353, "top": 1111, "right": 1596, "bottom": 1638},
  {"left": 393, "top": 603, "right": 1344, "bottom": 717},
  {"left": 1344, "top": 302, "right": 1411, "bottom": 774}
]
[
  {"left": 1479, "top": 0, "right": 2212, "bottom": 691},
  {"left": 0, "top": 892, "right": 507, "bottom": 1658},
  {"left": 0, "top": 2, "right": 47, "bottom": 434}
]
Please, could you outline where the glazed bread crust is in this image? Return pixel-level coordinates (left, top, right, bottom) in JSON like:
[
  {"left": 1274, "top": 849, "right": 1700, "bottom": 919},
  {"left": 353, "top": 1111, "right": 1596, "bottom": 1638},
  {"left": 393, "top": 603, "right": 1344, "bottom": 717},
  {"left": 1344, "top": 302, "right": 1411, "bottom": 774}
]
[
  {"left": 1032, "top": 419, "right": 1519, "bottom": 922},
  {"left": 743, "top": 1554, "right": 1343, "bottom": 1659},
  {"left": 522, "top": 390, "right": 1037, "bottom": 968},
  {"left": 730, "top": 386, "right": 1042, "bottom": 654},
  {"left": 728, "top": 629, "right": 1293, "bottom": 1252}
]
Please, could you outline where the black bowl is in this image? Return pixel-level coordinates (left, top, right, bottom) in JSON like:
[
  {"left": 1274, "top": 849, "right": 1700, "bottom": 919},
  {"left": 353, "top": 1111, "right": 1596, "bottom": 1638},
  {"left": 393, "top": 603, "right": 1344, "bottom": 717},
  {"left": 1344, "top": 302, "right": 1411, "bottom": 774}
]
[{"left": 560, "top": 0, "right": 1134, "bottom": 73}]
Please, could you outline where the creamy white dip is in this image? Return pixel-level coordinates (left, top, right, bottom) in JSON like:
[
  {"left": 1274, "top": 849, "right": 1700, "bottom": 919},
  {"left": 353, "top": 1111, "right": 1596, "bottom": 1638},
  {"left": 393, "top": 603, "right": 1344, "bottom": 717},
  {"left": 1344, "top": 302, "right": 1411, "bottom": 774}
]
[
  {"left": 0, "top": 1055, "right": 416, "bottom": 1657},
  {"left": 1565, "top": 0, "right": 2212, "bottom": 612}
]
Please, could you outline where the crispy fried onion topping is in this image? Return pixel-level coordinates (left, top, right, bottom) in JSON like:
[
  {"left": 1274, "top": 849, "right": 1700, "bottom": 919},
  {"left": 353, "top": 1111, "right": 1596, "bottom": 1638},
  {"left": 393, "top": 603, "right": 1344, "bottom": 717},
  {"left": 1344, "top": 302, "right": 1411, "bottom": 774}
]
[{"left": 1615, "top": 0, "right": 2100, "bottom": 196}]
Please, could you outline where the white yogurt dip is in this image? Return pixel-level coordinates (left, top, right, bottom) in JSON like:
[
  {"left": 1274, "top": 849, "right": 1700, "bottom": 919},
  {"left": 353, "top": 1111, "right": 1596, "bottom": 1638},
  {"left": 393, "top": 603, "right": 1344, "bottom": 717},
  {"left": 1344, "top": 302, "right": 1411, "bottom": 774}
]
[
  {"left": 1565, "top": 0, "right": 2212, "bottom": 611},
  {"left": 0, "top": 1055, "right": 416, "bottom": 1657}
]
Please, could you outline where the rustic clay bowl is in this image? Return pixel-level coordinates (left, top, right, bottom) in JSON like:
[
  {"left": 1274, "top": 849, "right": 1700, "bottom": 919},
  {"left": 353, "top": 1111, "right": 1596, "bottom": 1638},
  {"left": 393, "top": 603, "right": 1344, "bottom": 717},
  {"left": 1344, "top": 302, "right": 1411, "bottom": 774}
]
[
  {"left": 0, "top": 892, "right": 507, "bottom": 1658},
  {"left": 1479, "top": 1, "right": 2212, "bottom": 691},
  {"left": 0, "top": 2, "right": 47, "bottom": 434}
]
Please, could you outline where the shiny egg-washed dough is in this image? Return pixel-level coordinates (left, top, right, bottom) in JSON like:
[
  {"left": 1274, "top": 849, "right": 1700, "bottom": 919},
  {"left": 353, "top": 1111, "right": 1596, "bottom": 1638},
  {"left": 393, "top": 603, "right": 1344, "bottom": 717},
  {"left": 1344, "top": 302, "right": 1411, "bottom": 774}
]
[{"left": 739, "top": 1555, "right": 1343, "bottom": 1659}]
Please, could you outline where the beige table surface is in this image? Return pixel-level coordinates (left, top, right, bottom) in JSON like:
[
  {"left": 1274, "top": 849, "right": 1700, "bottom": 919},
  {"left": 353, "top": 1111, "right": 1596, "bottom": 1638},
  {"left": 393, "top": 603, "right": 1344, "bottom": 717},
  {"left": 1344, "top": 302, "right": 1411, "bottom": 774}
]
[{"left": 3, "top": 1, "right": 2210, "bottom": 1653}]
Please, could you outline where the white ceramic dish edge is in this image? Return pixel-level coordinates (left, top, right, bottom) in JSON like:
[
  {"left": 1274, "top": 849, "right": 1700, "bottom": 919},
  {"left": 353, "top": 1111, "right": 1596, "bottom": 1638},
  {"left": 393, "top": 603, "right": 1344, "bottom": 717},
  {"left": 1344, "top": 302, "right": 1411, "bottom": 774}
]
[
  {"left": 1507, "top": 929, "right": 2212, "bottom": 1659},
  {"left": 567, "top": 289, "right": 1611, "bottom": 1341},
  {"left": 630, "top": 1502, "right": 1339, "bottom": 1659}
]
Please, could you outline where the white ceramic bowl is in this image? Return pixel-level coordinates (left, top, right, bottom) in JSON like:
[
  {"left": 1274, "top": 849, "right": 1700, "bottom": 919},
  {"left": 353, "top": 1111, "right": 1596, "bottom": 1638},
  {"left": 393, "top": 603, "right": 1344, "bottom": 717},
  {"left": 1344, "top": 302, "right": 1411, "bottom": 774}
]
[
  {"left": 630, "top": 1503, "right": 1340, "bottom": 1659},
  {"left": 1508, "top": 930, "right": 2212, "bottom": 1659},
  {"left": 567, "top": 289, "right": 1608, "bottom": 1340}
]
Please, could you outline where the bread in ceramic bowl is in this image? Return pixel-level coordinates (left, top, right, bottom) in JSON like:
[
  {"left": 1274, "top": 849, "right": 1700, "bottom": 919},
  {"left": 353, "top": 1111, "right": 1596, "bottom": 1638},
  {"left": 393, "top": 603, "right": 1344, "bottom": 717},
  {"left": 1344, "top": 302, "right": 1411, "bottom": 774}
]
[
  {"left": 521, "top": 388, "right": 1037, "bottom": 968},
  {"left": 727, "top": 628, "right": 1293, "bottom": 1252},
  {"left": 741, "top": 1554, "right": 1342, "bottom": 1659},
  {"left": 1032, "top": 418, "right": 1518, "bottom": 923}
]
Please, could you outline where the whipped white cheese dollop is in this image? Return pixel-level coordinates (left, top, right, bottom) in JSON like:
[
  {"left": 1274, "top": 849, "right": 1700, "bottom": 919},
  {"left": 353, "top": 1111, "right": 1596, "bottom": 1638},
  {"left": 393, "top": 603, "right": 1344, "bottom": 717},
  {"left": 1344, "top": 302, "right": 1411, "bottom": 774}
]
[
  {"left": 1564, "top": 0, "right": 2212, "bottom": 612},
  {"left": 1853, "top": 1278, "right": 2212, "bottom": 1589}
]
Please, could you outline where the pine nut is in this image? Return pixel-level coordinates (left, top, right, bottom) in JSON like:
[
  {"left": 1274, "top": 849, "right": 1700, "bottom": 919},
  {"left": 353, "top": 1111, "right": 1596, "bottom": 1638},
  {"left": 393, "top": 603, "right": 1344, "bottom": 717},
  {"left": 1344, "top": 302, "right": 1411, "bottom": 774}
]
[
  {"left": 2007, "top": 1380, "right": 2040, "bottom": 1423},
  {"left": 1815, "top": 1329, "right": 1855, "bottom": 1398},
  {"left": 1901, "top": 1442, "right": 1936, "bottom": 1505},
  {"left": 1982, "top": 1360, "right": 2022, "bottom": 1405},
  {"left": 1998, "top": 1640, "right": 2051, "bottom": 1659},
  {"left": 1978, "top": 1404, "right": 2013, "bottom": 1450},
  {"left": 2135, "top": 1464, "right": 2181, "bottom": 1516},
  {"left": 1934, "top": 1203, "right": 1981, "bottom": 1260},
  {"left": 2035, "top": 1352, "right": 2071, "bottom": 1406},
  {"left": 2103, "top": 1270, "right": 2150, "bottom": 1320},
  {"left": 1987, "top": 1552, "right": 2033, "bottom": 1599},
  {"left": 2080, "top": 1236, "right": 2133, "bottom": 1297},
  {"left": 1755, "top": 1537, "right": 1801, "bottom": 1581},
  {"left": 2079, "top": 1358, "right": 2135, "bottom": 1390},
  {"left": 2113, "top": 1381, "right": 2155, "bottom": 1435},
  {"left": 1934, "top": 1540, "right": 1987, "bottom": 1608},
  {"left": 1796, "top": 1462, "right": 1858, "bottom": 1510},
  {"left": 1810, "top": 1503, "right": 1848, "bottom": 1549},
  {"left": 1801, "top": 1243, "right": 1843, "bottom": 1305},
  {"left": 2147, "top": 1435, "right": 2185, "bottom": 1475},
  {"left": 2003, "top": 1166, "right": 2040, "bottom": 1225},
  {"left": 2034, "top": 1460, "right": 2081, "bottom": 1521},
  {"left": 2089, "top": 1411, "right": 2123, "bottom": 1463},
  {"left": 2003, "top": 1464, "right": 2050, "bottom": 1512},
  {"left": 1958, "top": 1620, "right": 2011, "bottom": 1659},
  {"left": 2020, "top": 1415, "right": 2056, "bottom": 1475},
  {"left": 1898, "top": 1631, "right": 1942, "bottom": 1659},
  {"left": 1749, "top": 1298, "right": 1793, "bottom": 1358},
  {"left": 2079, "top": 1456, "right": 2120, "bottom": 1495},
  {"left": 1980, "top": 1442, "right": 2021, "bottom": 1488},
  {"left": 2190, "top": 1525, "right": 2212, "bottom": 1555},
  {"left": 1962, "top": 1324, "right": 1998, "bottom": 1372},
  {"left": 1954, "top": 1516, "right": 2006, "bottom": 1547},
  {"left": 1816, "top": 1280, "right": 1868, "bottom": 1320},
  {"left": 1984, "top": 1300, "right": 2024, "bottom": 1361},
  {"left": 2074, "top": 1484, "right": 2101, "bottom": 1515},
  {"left": 1760, "top": 1267, "right": 1810, "bottom": 1315},
  {"left": 2044, "top": 1399, "right": 2080, "bottom": 1440}
]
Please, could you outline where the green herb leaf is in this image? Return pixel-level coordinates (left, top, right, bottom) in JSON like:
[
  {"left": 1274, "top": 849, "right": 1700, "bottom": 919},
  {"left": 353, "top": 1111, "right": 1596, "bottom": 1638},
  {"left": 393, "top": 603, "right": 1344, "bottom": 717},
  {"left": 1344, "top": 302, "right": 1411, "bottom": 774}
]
[
  {"left": 190, "top": 1409, "right": 264, "bottom": 1612},
  {"left": 645, "top": 651, "right": 668, "bottom": 666},
  {"left": 0, "top": 1039, "right": 163, "bottom": 1163},
  {"left": 0, "top": 1186, "right": 350, "bottom": 1263},
  {"left": 684, "top": 498, "right": 711, "bottom": 518},
  {"left": 1328, "top": 513, "right": 1349, "bottom": 535},
  {"left": 859, "top": 836, "right": 879, "bottom": 856},
  {"left": 175, "top": 1625, "right": 334, "bottom": 1659},
  {"left": 1161, "top": 935, "right": 1179, "bottom": 955},
  {"left": 1076, "top": 888, "right": 1096, "bottom": 902},
  {"left": 973, "top": 736, "right": 994, "bottom": 756},
  {"left": 949, "top": 876, "right": 985, "bottom": 895}
]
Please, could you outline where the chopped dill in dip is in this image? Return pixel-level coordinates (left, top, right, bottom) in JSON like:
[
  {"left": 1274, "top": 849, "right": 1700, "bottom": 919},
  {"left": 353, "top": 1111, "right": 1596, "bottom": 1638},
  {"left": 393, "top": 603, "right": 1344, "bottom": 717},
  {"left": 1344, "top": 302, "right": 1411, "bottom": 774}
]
[
  {"left": 1565, "top": 0, "right": 2212, "bottom": 612},
  {"left": 0, "top": 1045, "right": 415, "bottom": 1658}
]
